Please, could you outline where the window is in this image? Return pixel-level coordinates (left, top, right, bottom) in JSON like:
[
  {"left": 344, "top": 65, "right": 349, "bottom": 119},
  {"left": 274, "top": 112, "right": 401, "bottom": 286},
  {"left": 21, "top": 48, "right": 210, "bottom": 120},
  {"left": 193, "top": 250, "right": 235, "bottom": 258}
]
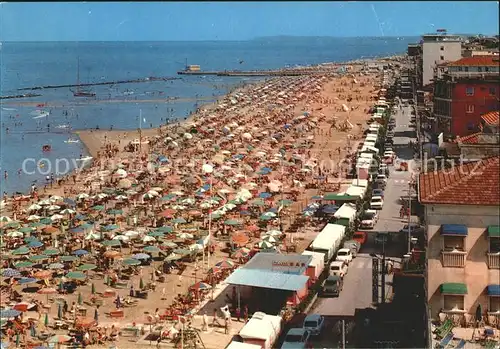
[
  {"left": 444, "top": 295, "right": 465, "bottom": 311},
  {"left": 466, "top": 104, "right": 475, "bottom": 114},
  {"left": 466, "top": 87, "right": 474, "bottom": 96},
  {"left": 467, "top": 122, "right": 475, "bottom": 131},
  {"left": 489, "top": 87, "right": 497, "bottom": 96},
  {"left": 464, "top": 67, "right": 469, "bottom": 72},
  {"left": 440, "top": 55, "right": 445, "bottom": 61},
  {"left": 443, "top": 236, "right": 465, "bottom": 251},
  {"left": 491, "top": 297, "right": 500, "bottom": 312},
  {"left": 485, "top": 67, "right": 490, "bottom": 72},
  {"left": 458, "top": 67, "right": 463, "bottom": 72},
  {"left": 478, "top": 67, "right": 483, "bottom": 72}
]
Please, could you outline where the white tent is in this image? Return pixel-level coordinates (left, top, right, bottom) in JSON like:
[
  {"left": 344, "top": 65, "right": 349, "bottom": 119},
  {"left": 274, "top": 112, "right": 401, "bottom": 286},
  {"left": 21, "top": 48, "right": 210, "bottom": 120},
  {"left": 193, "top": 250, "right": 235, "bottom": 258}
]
[
  {"left": 333, "top": 203, "right": 357, "bottom": 222},
  {"left": 345, "top": 185, "right": 367, "bottom": 198}
]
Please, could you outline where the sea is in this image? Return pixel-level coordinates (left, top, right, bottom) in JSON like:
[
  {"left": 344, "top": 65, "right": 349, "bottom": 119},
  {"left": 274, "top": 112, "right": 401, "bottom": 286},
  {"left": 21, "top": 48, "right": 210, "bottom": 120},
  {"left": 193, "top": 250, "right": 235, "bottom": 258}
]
[{"left": 0, "top": 37, "right": 416, "bottom": 195}]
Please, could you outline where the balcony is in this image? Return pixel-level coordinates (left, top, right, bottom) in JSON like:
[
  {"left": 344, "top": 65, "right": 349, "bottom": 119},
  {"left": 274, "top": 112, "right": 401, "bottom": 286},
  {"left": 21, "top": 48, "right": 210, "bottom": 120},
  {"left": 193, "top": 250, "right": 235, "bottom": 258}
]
[
  {"left": 441, "top": 250, "right": 467, "bottom": 268},
  {"left": 487, "top": 253, "right": 500, "bottom": 269}
]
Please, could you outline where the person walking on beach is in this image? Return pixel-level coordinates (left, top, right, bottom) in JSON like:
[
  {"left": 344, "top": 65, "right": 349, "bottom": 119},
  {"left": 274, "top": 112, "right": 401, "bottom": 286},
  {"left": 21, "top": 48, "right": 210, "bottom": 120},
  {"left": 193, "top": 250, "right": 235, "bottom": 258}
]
[
  {"left": 202, "top": 311, "right": 209, "bottom": 331},
  {"left": 224, "top": 317, "right": 229, "bottom": 334}
]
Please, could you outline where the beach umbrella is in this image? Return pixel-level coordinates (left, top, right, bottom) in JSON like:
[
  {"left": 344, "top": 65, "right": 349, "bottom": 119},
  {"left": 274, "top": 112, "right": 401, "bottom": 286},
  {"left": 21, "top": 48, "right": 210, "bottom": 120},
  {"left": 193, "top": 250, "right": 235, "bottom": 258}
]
[
  {"left": 60, "top": 208, "right": 75, "bottom": 215},
  {"left": 60, "top": 255, "right": 78, "bottom": 262},
  {"left": 233, "top": 247, "right": 250, "bottom": 259},
  {"left": 49, "top": 195, "right": 63, "bottom": 202},
  {"left": 0, "top": 216, "right": 12, "bottom": 222},
  {"left": 259, "top": 192, "right": 272, "bottom": 199},
  {"left": 46, "top": 205, "right": 60, "bottom": 211},
  {"left": 12, "top": 246, "right": 30, "bottom": 255},
  {"left": 37, "top": 287, "right": 57, "bottom": 296},
  {"left": 0, "top": 342, "right": 9, "bottom": 349},
  {"left": 63, "top": 198, "right": 76, "bottom": 207},
  {"left": 0, "top": 309, "right": 21, "bottom": 318},
  {"left": 73, "top": 249, "right": 88, "bottom": 256},
  {"left": 155, "top": 226, "right": 174, "bottom": 233},
  {"left": 250, "top": 199, "right": 266, "bottom": 207},
  {"left": 14, "top": 261, "right": 34, "bottom": 269},
  {"left": 27, "top": 215, "right": 41, "bottom": 221},
  {"left": 262, "top": 235, "right": 277, "bottom": 243},
  {"left": 144, "top": 246, "right": 160, "bottom": 253},
  {"left": 142, "top": 235, "right": 156, "bottom": 243},
  {"left": 148, "top": 231, "right": 164, "bottom": 238},
  {"left": 107, "top": 209, "right": 123, "bottom": 216},
  {"left": 190, "top": 281, "right": 212, "bottom": 291},
  {"left": 28, "top": 204, "right": 42, "bottom": 211},
  {"left": 118, "top": 178, "right": 132, "bottom": 189},
  {"left": 43, "top": 248, "right": 60, "bottom": 256},
  {"left": 115, "top": 194, "right": 128, "bottom": 200},
  {"left": 224, "top": 219, "right": 242, "bottom": 226},
  {"left": 77, "top": 263, "right": 97, "bottom": 271},
  {"left": 18, "top": 226, "right": 35, "bottom": 233},
  {"left": 2, "top": 268, "right": 20, "bottom": 278},
  {"left": 123, "top": 258, "right": 141, "bottom": 266},
  {"left": 17, "top": 277, "right": 39, "bottom": 285},
  {"left": 123, "top": 230, "right": 140, "bottom": 238},
  {"left": 258, "top": 240, "right": 274, "bottom": 249},
  {"left": 48, "top": 263, "right": 64, "bottom": 269},
  {"left": 142, "top": 193, "right": 156, "bottom": 200},
  {"left": 76, "top": 193, "right": 90, "bottom": 200},
  {"left": 103, "top": 250, "right": 121, "bottom": 258},
  {"left": 65, "top": 271, "right": 86, "bottom": 280},
  {"left": 34, "top": 270, "right": 53, "bottom": 279},
  {"left": 231, "top": 232, "right": 249, "bottom": 246},
  {"left": 177, "top": 232, "right": 193, "bottom": 240},
  {"left": 39, "top": 218, "right": 52, "bottom": 225},
  {"left": 215, "top": 260, "right": 235, "bottom": 269},
  {"left": 278, "top": 199, "right": 293, "bottom": 207},
  {"left": 171, "top": 217, "right": 187, "bottom": 224},
  {"left": 132, "top": 253, "right": 150, "bottom": 260},
  {"left": 173, "top": 248, "right": 191, "bottom": 256},
  {"left": 164, "top": 253, "right": 182, "bottom": 262},
  {"left": 209, "top": 212, "right": 223, "bottom": 220},
  {"left": 265, "top": 229, "right": 282, "bottom": 237},
  {"left": 102, "top": 224, "right": 119, "bottom": 231},
  {"left": 102, "top": 239, "right": 121, "bottom": 247},
  {"left": 6, "top": 231, "right": 23, "bottom": 238},
  {"left": 80, "top": 223, "right": 93, "bottom": 230},
  {"left": 113, "top": 235, "right": 129, "bottom": 242},
  {"left": 48, "top": 335, "right": 72, "bottom": 344},
  {"left": 162, "top": 241, "right": 178, "bottom": 249},
  {"left": 28, "top": 240, "right": 44, "bottom": 248},
  {"left": 91, "top": 205, "right": 105, "bottom": 211}
]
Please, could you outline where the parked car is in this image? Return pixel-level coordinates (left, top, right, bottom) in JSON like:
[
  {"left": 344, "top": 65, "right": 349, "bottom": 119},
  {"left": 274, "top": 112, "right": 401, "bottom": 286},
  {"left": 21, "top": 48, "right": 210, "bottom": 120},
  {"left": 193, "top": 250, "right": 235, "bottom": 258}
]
[
  {"left": 372, "top": 189, "right": 384, "bottom": 198},
  {"left": 399, "top": 223, "right": 424, "bottom": 234},
  {"left": 303, "top": 314, "right": 325, "bottom": 337},
  {"left": 329, "top": 260, "right": 348, "bottom": 278},
  {"left": 375, "top": 231, "right": 392, "bottom": 245},
  {"left": 361, "top": 209, "right": 379, "bottom": 229},
  {"left": 322, "top": 275, "right": 343, "bottom": 297},
  {"left": 281, "top": 328, "right": 311, "bottom": 349},
  {"left": 352, "top": 231, "right": 367, "bottom": 245},
  {"left": 370, "top": 195, "right": 384, "bottom": 210},
  {"left": 343, "top": 240, "right": 361, "bottom": 257},
  {"left": 336, "top": 248, "right": 353, "bottom": 265}
]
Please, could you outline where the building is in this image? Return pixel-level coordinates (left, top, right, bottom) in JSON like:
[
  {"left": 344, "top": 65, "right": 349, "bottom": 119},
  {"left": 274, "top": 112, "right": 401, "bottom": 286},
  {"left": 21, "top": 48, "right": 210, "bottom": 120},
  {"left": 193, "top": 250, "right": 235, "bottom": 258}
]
[
  {"left": 432, "top": 56, "right": 500, "bottom": 136},
  {"left": 421, "top": 33, "right": 463, "bottom": 87},
  {"left": 418, "top": 156, "right": 500, "bottom": 321},
  {"left": 455, "top": 111, "right": 500, "bottom": 160}
]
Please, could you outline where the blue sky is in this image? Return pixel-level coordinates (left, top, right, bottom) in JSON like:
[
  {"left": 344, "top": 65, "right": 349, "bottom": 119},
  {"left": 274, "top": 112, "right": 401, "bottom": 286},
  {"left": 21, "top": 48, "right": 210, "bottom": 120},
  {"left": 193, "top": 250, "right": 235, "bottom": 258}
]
[{"left": 0, "top": 1, "right": 498, "bottom": 41}]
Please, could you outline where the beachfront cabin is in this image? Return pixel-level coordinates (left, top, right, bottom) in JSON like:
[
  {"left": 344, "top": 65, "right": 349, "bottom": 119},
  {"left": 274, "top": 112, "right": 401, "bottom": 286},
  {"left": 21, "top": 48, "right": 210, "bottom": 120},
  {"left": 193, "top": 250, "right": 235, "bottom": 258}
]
[
  {"left": 333, "top": 203, "right": 358, "bottom": 227},
  {"left": 238, "top": 312, "right": 282, "bottom": 349}
]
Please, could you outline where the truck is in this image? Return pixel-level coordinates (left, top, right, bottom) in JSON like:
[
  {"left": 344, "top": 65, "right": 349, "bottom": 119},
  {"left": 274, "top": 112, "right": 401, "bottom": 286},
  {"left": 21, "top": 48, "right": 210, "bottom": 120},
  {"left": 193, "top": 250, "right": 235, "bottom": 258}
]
[{"left": 306, "top": 224, "right": 346, "bottom": 265}]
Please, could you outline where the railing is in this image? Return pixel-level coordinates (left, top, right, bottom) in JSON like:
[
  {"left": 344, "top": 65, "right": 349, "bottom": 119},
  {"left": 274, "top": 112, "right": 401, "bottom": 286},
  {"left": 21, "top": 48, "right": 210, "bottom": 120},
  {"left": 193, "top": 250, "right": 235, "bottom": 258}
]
[
  {"left": 487, "top": 253, "right": 500, "bottom": 269},
  {"left": 441, "top": 251, "right": 467, "bottom": 268}
]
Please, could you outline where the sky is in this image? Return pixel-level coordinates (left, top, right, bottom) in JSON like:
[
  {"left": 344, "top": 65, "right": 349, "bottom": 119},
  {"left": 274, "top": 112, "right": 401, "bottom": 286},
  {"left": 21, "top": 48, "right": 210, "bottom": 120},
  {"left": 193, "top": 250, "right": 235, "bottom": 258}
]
[{"left": 0, "top": 1, "right": 498, "bottom": 41}]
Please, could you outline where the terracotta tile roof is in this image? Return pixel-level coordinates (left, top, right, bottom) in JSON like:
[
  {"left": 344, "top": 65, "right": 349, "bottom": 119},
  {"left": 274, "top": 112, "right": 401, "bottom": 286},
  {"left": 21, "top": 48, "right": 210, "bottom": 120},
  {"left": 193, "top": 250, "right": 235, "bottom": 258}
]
[
  {"left": 419, "top": 157, "right": 500, "bottom": 205},
  {"left": 457, "top": 132, "right": 481, "bottom": 144},
  {"left": 447, "top": 55, "right": 500, "bottom": 67},
  {"left": 481, "top": 111, "right": 500, "bottom": 126}
]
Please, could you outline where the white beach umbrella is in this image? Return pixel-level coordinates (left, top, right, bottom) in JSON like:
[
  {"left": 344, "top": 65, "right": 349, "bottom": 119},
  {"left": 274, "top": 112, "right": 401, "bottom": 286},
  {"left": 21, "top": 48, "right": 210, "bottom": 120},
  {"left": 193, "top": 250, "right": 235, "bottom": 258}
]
[
  {"left": 38, "top": 199, "right": 51, "bottom": 206},
  {"left": 50, "top": 214, "right": 64, "bottom": 221},
  {"left": 28, "top": 204, "right": 42, "bottom": 211},
  {"left": 6, "top": 231, "right": 23, "bottom": 238},
  {"left": 265, "top": 230, "right": 282, "bottom": 237},
  {"left": 142, "top": 236, "right": 156, "bottom": 243},
  {"left": 181, "top": 198, "right": 196, "bottom": 205},
  {"left": 142, "top": 193, "right": 156, "bottom": 200},
  {"left": 76, "top": 193, "right": 90, "bottom": 200},
  {"left": 258, "top": 240, "right": 274, "bottom": 249},
  {"left": 27, "top": 215, "right": 41, "bottom": 221},
  {"left": 49, "top": 195, "right": 63, "bottom": 202},
  {"left": 177, "top": 232, "right": 193, "bottom": 240},
  {"left": 261, "top": 235, "right": 277, "bottom": 243},
  {"left": 113, "top": 235, "right": 130, "bottom": 242},
  {"left": 93, "top": 193, "right": 108, "bottom": 200},
  {"left": 171, "top": 205, "right": 187, "bottom": 210},
  {"left": 46, "top": 205, "right": 61, "bottom": 211},
  {"left": 113, "top": 169, "right": 128, "bottom": 178},
  {"left": 60, "top": 208, "right": 76, "bottom": 215},
  {"left": 200, "top": 202, "right": 213, "bottom": 209},
  {"left": 123, "top": 230, "right": 140, "bottom": 238},
  {"left": 115, "top": 195, "right": 128, "bottom": 200},
  {"left": 85, "top": 233, "right": 101, "bottom": 240},
  {"left": 147, "top": 190, "right": 160, "bottom": 197},
  {"left": 184, "top": 133, "right": 193, "bottom": 140},
  {"left": 171, "top": 190, "right": 184, "bottom": 196}
]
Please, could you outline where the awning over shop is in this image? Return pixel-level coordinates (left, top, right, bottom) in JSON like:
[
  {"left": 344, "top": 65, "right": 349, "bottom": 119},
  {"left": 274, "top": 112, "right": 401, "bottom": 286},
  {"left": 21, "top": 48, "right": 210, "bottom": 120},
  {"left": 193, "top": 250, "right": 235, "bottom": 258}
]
[
  {"left": 440, "top": 224, "right": 468, "bottom": 236},
  {"left": 487, "top": 225, "right": 500, "bottom": 238},
  {"left": 323, "top": 193, "right": 358, "bottom": 202},
  {"left": 226, "top": 269, "right": 309, "bottom": 291},
  {"left": 440, "top": 283, "right": 468, "bottom": 295},
  {"left": 487, "top": 285, "right": 500, "bottom": 296}
]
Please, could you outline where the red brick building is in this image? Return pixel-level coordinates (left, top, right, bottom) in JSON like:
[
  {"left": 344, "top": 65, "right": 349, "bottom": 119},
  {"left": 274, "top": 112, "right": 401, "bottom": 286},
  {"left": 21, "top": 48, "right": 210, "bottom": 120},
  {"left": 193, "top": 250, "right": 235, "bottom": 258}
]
[{"left": 433, "top": 56, "right": 500, "bottom": 136}]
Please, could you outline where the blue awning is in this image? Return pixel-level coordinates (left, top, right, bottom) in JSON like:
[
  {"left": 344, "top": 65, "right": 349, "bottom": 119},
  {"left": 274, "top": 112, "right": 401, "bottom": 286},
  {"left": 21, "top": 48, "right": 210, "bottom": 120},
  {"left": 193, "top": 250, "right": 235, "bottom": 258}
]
[
  {"left": 441, "top": 224, "right": 468, "bottom": 236},
  {"left": 226, "top": 269, "right": 309, "bottom": 291},
  {"left": 487, "top": 285, "right": 500, "bottom": 296}
]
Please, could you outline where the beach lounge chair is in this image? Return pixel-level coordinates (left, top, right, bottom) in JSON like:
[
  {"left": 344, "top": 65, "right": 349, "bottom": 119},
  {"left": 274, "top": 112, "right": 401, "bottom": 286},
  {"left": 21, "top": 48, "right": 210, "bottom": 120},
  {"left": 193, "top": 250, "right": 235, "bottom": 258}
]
[
  {"left": 434, "top": 319, "right": 454, "bottom": 338},
  {"left": 484, "top": 340, "right": 497, "bottom": 349},
  {"left": 454, "top": 339, "right": 466, "bottom": 349},
  {"left": 436, "top": 333, "right": 454, "bottom": 349}
]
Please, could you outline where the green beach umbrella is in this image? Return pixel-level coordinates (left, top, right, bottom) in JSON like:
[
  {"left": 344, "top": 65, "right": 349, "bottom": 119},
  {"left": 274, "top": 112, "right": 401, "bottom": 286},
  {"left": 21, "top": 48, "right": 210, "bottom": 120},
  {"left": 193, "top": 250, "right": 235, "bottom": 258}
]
[
  {"left": 30, "top": 255, "right": 49, "bottom": 262},
  {"left": 224, "top": 219, "right": 242, "bottom": 226},
  {"left": 60, "top": 255, "right": 78, "bottom": 262},
  {"left": 77, "top": 263, "right": 97, "bottom": 271},
  {"left": 4, "top": 221, "right": 20, "bottom": 228},
  {"left": 155, "top": 226, "right": 173, "bottom": 233},
  {"left": 161, "top": 194, "right": 176, "bottom": 201},
  {"left": 278, "top": 199, "right": 294, "bottom": 207},
  {"left": 143, "top": 246, "right": 160, "bottom": 253},
  {"left": 12, "top": 246, "right": 30, "bottom": 255},
  {"left": 14, "top": 261, "right": 34, "bottom": 268},
  {"left": 91, "top": 205, "right": 105, "bottom": 211},
  {"left": 65, "top": 271, "right": 86, "bottom": 280},
  {"left": 171, "top": 218, "right": 187, "bottom": 224},
  {"left": 24, "top": 236, "right": 38, "bottom": 242},
  {"left": 19, "top": 227, "right": 35, "bottom": 233},
  {"left": 43, "top": 248, "right": 60, "bottom": 256},
  {"left": 122, "top": 258, "right": 141, "bottom": 266},
  {"left": 210, "top": 212, "right": 223, "bottom": 220},
  {"left": 164, "top": 253, "right": 182, "bottom": 262},
  {"left": 148, "top": 231, "right": 165, "bottom": 238},
  {"left": 139, "top": 278, "right": 144, "bottom": 289},
  {"left": 101, "top": 240, "right": 121, "bottom": 247},
  {"left": 251, "top": 199, "right": 266, "bottom": 207},
  {"left": 29, "top": 222, "right": 44, "bottom": 227},
  {"left": 107, "top": 209, "right": 123, "bottom": 216},
  {"left": 80, "top": 223, "right": 93, "bottom": 229},
  {"left": 162, "top": 241, "right": 178, "bottom": 249},
  {"left": 39, "top": 218, "right": 52, "bottom": 225}
]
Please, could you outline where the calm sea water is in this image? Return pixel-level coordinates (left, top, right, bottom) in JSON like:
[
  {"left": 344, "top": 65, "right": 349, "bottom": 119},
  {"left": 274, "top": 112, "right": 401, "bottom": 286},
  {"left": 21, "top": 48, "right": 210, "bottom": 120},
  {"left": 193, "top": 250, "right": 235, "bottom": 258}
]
[{"left": 0, "top": 37, "right": 415, "bottom": 194}]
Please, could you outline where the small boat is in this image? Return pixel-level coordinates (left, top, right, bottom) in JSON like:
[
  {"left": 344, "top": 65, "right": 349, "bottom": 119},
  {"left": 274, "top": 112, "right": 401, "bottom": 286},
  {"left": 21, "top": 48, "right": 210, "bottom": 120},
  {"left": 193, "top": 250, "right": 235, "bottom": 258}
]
[
  {"left": 56, "top": 124, "right": 70, "bottom": 129},
  {"left": 76, "top": 156, "right": 93, "bottom": 162},
  {"left": 64, "top": 138, "right": 80, "bottom": 144},
  {"left": 32, "top": 111, "right": 50, "bottom": 119}
]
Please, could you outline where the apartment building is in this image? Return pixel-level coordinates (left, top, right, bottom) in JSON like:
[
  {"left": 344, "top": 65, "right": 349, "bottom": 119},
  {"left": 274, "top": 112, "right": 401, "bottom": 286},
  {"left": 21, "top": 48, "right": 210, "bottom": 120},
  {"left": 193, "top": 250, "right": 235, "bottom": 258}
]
[
  {"left": 419, "top": 157, "right": 500, "bottom": 321},
  {"left": 421, "top": 33, "right": 463, "bottom": 87},
  {"left": 432, "top": 56, "right": 500, "bottom": 136}
]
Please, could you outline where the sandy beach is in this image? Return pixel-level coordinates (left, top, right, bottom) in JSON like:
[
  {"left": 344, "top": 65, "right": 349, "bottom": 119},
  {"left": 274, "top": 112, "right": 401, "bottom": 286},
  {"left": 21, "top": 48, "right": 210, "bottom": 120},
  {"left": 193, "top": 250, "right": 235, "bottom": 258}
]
[{"left": 0, "top": 61, "right": 388, "bottom": 349}]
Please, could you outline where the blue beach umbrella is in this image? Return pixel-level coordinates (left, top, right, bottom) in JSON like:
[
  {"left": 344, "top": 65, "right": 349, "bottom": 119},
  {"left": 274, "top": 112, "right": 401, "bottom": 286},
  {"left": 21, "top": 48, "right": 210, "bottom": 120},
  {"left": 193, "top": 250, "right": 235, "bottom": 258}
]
[
  {"left": 17, "top": 277, "right": 39, "bottom": 285},
  {"left": 259, "top": 192, "right": 272, "bottom": 199},
  {"left": 2, "top": 268, "right": 20, "bottom": 278},
  {"left": 0, "top": 309, "right": 22, "bottom": 318},
  {"left": 28, "top": 240, "right": 44, "bottom": 248},
  {"left": 73, "top": 249, "right": 89, "bottom": 256},
  {"left": 63, "top": 198, "right": 76, "bottom": 207},
  {"left": 69, "top": 227, "right": 84, "bottom": 234}
]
